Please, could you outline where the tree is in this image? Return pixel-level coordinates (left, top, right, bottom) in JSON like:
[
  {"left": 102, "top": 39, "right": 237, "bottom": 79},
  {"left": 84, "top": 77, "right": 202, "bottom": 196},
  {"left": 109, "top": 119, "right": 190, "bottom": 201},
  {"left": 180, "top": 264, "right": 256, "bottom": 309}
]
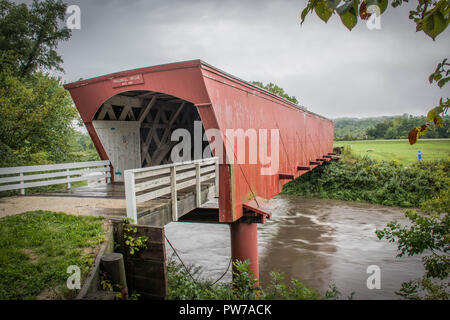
[
  {"left": 251, "top": 81, "right": 299, "bottom": 104},
  {"left": 376, "top": 188, "right": 450, "bottom": 299},
  {"left": 0, "top": 72, "right": 78, "bottom": 166},
  {"left": 0, "top": 0, "right": 70, "bottom": 77},
  {"left": 300, "top": 0, "right": 449, "bottom": 145},
  {"left": 0, "top": 0, "right": 97, "bottom": 167}
]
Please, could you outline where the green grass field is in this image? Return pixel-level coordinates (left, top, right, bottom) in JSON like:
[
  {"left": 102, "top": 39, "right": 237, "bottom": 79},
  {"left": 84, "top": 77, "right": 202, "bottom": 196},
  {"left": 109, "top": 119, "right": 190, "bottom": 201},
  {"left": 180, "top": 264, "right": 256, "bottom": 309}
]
[{"left": 334, "top": 139, "right": 450, "bottom": 164}]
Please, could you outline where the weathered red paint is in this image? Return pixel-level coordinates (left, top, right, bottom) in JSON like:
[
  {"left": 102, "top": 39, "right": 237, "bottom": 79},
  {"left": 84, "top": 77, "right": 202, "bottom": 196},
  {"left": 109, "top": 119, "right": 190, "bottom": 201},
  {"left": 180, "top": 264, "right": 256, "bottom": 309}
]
[{"left": 64, "top": 60, "right": 334, "bottom": 224}]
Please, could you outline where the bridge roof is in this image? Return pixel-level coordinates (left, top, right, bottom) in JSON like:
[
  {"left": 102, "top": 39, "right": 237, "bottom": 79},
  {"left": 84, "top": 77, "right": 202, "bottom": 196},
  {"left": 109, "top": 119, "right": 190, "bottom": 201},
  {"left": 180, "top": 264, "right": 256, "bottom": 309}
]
[{"left": 64, "top": 59, "right": 330, "bottom": 123}]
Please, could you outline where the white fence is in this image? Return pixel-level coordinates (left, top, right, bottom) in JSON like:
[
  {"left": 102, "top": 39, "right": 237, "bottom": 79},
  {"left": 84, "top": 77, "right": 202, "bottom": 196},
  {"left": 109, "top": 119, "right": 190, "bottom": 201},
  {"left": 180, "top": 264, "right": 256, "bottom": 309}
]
[
  {"left": 0, "top": 160, "right": 111, "bottom": 195},
  {"left": 124, "top": 157, "right": 219, "bottom": 223}
]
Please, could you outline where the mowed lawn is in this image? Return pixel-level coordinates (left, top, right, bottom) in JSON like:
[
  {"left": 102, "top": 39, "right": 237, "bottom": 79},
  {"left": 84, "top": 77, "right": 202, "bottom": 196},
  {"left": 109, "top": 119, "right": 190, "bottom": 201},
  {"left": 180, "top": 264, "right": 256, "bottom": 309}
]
[{"left": 334, "top": 139, "right": 450, "bottom": 164}]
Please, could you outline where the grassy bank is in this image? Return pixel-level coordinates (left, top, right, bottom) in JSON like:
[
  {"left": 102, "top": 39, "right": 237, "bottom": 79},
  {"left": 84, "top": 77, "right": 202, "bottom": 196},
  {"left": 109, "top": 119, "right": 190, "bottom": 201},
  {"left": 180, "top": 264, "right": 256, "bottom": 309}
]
[
  {"left": 334, "top": 139, "right": 450, "bottom": 164},
  {"left": 282, "top": 155, "right": 449, "bottom": 208},
  {"left": 0, "top": 211, "right": 106, "bottom": 299}
]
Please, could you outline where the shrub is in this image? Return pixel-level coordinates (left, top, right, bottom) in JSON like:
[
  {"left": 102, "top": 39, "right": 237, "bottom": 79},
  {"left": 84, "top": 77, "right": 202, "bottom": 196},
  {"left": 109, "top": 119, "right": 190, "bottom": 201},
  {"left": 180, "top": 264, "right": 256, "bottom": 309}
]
[{"left": 282, "top": 155, "right": 448, "bottom": 208}]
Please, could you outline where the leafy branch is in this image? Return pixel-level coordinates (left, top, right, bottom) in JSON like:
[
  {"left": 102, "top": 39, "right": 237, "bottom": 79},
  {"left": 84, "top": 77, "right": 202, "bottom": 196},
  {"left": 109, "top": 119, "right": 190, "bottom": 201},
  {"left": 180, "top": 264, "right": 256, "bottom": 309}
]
[
  {"left": 301, "top": 0, "right": 449, "bottom": 40},
  {"left": 408, "top": 58, "right": 449, "bottom": 144}
]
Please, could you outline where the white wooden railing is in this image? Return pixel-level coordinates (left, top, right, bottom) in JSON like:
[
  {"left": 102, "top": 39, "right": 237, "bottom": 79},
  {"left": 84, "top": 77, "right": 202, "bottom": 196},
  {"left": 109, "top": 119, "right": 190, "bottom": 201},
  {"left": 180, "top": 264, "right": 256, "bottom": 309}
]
[
  {"left": 124, "top": 157, "right": 219, "bottom": 223},
  {"left": 0, "top": 160, "right": 111, "bottom": 195}
]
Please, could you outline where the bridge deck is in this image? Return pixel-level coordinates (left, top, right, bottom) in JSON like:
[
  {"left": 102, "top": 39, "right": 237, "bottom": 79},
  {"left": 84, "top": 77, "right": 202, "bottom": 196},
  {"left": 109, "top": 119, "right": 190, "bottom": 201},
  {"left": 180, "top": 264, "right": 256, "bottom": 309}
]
[{"left": 20, "top": 180, "right": 218, "bottom": 226}]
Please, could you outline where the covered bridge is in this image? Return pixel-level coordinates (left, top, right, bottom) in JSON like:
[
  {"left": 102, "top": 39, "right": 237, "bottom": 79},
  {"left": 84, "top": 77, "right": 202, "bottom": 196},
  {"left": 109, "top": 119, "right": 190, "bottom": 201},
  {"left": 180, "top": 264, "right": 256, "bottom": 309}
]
[{"left": 64, "top": 60, "right": 335, "bottom": 279}]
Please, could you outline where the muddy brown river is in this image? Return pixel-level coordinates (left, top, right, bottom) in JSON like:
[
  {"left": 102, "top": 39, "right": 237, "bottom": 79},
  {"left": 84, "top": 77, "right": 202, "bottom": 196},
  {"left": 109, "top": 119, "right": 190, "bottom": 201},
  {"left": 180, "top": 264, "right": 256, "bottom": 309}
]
[{"left": 165, "top": 196, "right": 424, "bottom": 299}]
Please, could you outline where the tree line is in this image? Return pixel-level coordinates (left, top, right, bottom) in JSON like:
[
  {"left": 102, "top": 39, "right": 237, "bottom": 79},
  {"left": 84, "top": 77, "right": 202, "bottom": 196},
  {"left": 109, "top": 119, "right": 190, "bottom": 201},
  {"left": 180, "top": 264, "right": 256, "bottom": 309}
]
[{"left": 334, "top": 114, "right": 450, "bottom": 141}]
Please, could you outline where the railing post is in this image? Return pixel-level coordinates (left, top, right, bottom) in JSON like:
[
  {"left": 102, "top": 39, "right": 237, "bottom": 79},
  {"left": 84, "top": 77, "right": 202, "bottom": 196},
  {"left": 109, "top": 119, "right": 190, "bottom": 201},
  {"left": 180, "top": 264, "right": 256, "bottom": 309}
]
[
  {"left": 195, "top": 163, "right": 201, "bottom": 207},
  {"left": 19, "top": 172, "right": 25, "bottom": 195},
  {"left": 170, "top": 166, "right": 178, "bottom": 221},
  {"left": 215, "top": 160, "right": 219, "bottom": 197},
  {"left": 66, "top": 168, "right": 71, "bottom": 189},
  {"left": 106, "top": 162, "right": 111, "bottom": 183},
  {"left": 124, "top": 170, "right": 138, "bottom": 224}
]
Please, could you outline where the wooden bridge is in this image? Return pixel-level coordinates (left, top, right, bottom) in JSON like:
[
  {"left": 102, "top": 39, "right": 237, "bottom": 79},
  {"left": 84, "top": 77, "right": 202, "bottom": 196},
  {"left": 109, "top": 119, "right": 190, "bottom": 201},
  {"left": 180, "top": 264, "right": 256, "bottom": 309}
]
[{"left": 61, "top": 59, "right": 335, "bottom": 280}]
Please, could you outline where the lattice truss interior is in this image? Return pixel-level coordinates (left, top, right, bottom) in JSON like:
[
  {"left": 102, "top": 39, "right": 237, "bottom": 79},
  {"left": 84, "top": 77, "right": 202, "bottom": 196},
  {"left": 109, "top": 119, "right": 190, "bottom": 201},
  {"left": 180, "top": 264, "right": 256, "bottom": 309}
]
[{"left": 94, "top": 90, "right": 210, "bottom": 167}]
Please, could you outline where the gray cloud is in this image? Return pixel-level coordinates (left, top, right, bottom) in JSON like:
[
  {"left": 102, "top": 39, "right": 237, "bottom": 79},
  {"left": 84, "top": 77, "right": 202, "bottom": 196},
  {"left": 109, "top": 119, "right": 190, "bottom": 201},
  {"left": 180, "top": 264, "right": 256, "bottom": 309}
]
[{"left": 50, "top": 0, "right": 450, "bottom": 118}]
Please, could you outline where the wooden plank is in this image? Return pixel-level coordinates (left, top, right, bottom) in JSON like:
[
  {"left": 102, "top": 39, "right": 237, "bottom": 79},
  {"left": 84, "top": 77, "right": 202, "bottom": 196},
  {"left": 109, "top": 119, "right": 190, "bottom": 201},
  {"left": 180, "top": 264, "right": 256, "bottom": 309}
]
[
  {"left": 170, "top": 167, "right": 177, "bottom": 221},
  {"left": 279, "top": 173, "right": 294, "bottom": 180},
  {"left": 96, "top": 103, "right": 110, "bottom": 120},
  {"left": 195, "top": 163, "right": 201, "bottom": 207},
  {"left": 125, "top": 171, "right": 138, "bottom": 223},
  {"left": 0, "top": 160, "right": 110, "bottom": 175},
  {"left": 107, "top": 95, "right": 142, "bottom": 108},
  {"left": 0, "top": 173, "right": 111, "bottom": 192},
  {"left": 135, "top": 176, "right": 171, "bottom": 193},
  {"left": 215, "top": 161, "right": 219, "bottom": 197},
  {"left": 131, "top": 157, "right": 217, "bottom": 175},
  {"left": 200, "top": 172, "right": 216, "bottom": 182},
  {"left": 0, "top": 166, "right": 110, "bottom": 184},
  {"left": 297, "top": 166, "right": 311, "bottom": 171},
  {"left": 106, "top": 103, "right": 117, "bottom": 120},
  {"left": 134, "top": 167, "right": 171, "bottom": 180},
  {"left": 138, "top": 96, "right": 157, "bottom": 124},
  {"left": 135, "top": 166, "right": 213, "bottom": 193},
  {"left": 136, "top": 185, "right": 172, "bottom": 203}
]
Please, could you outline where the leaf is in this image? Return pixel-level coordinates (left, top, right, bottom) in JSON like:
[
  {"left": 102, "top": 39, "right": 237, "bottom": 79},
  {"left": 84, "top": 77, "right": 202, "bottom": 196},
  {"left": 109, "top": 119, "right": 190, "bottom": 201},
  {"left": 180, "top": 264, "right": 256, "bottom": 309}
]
[
  {"left": 421, "top": 10, "right": 448, "bottom": 40},
  {"left": 427, "top": 108, "right": 437, "bottom": 121},
  {"left": 337, "top": 1, "right": 358, "bottom": 30},
  {"left": 326, "top": 0, "right": 342, "bottom": 9},
  {"left": 418, "top": 124, "right": 428, "bottom": 137},
  {"left": 408, "top": 128, "right": 419, "bottom": 145},
  {"left": 365, "top": 0, "right": 388, "bottom": 14},
  {"left": 315, "top": 0, "right": 334, "bottom": 23},
  {"left": 359, "top": 1, "right": 370, "bottom": 20},
  {"left": 437, "top": 76, "right": 450, "bottom": 88},
  {"left": 301, "top": 7, "right": 310, "bottom": 24},
  {"left": 433, "top": 115, "right": 444, "bottom": 127}
]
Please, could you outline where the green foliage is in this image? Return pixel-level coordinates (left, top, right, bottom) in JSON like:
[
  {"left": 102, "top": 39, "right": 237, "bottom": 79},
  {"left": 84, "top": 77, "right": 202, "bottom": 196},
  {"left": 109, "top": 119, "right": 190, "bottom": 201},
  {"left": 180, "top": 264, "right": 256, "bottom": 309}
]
[
  {"left": 0, "top": 71, "right": 98, "bottom": 169},
  {"left": 0, "top": 0, "right": 71, "bottom": 77},
  {"left": 251, "top": 81, "right": 299, "bottom": 105},
  {"left": 301, "top": 0, "right": 449, "bottom": 40},
  {"left": 167, "top": 259, "right": 340, "bottom": 300},
  {"left": 376, "top": 188, "right": 449, "bottom": 299},
  {"left": 122, "top": 218, "right": 148, "bottom": 255},
  {"left": 0, "top": 211, "right": 105, "bottom": 299},
  {"left": 282, "top": 155, "right": 448, "bottom": 207},
  {"left": 333, "top": 114, "right": 450, "bottom": 141},
  {"left": 366, "top": 115, "right": 450, "bottom": 140},
  {"left": 0, "top": 72, "right": 78, "bottom": 166},
  {"left": 0, "top": 0, "right": 97, "bottom": 171}
]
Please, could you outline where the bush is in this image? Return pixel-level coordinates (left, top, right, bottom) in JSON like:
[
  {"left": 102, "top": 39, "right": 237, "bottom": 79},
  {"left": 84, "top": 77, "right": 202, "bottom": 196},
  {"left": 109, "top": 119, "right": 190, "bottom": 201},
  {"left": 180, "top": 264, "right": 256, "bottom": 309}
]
[
  {"left": 281, "top": 155, "right": 448, "bottom": 208},
  {"left": 167, "top": 259, "right": 340, "bottom": 300}
]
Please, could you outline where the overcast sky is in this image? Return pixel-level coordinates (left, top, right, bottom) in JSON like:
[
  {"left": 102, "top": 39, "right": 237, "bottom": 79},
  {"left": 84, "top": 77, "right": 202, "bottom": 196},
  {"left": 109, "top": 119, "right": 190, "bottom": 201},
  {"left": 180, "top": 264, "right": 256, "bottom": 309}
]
[{"left": 23, "top": 0, "right": 450, "bottom": 119}]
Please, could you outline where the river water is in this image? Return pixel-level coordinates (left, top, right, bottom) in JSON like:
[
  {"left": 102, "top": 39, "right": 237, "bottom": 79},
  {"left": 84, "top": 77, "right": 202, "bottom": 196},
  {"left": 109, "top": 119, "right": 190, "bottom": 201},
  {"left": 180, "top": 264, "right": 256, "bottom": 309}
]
[{"left": 165, "top": 196, "right": 424, "bottom": 299}]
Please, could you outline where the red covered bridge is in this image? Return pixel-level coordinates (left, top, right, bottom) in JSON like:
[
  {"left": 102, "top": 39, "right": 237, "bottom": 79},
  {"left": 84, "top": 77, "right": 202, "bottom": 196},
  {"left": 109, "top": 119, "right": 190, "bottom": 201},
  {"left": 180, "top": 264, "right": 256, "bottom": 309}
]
[{"left": 64, "top": 60, "right": 335, "bottom": 279}]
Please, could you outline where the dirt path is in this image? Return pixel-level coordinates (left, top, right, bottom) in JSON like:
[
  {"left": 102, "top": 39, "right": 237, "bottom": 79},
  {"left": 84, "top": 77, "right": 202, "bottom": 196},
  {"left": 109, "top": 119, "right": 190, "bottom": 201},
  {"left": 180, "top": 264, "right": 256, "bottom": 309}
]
[{"left": 0, "top": 196, "right": 127, "bottom": 219}]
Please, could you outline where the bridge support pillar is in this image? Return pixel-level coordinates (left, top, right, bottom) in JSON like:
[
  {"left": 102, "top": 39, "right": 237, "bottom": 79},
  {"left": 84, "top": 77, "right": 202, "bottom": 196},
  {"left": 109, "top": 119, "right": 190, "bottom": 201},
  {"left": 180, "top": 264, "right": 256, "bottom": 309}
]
[{"left": 230, "top": 221, "right": 259, "bottom": 282}]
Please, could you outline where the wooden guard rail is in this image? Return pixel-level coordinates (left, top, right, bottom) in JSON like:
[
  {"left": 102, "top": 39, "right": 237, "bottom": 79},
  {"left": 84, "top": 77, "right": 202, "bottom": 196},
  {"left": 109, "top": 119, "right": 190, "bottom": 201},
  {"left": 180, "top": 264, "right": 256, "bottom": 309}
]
[
  {"left": 0, "top": 160, "right": 111, "bottom": 195},
  {"left": 124, "top": 157, "right": 219, "bottom": 223}
]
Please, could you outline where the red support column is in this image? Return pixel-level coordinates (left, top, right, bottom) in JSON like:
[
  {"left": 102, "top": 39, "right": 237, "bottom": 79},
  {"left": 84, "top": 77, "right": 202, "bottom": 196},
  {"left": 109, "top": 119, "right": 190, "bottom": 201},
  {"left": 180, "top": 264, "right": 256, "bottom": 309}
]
[{"left": 230, "top": 221, "right": 259, "bottom": 281}]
